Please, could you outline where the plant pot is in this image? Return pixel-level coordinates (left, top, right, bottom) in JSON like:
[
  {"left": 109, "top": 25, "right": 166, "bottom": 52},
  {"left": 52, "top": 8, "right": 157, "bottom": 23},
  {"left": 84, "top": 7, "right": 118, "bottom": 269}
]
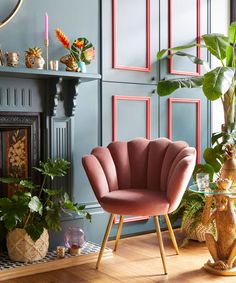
[
  {"left": 7, "top": 228, "right": 49, "bottom": 262},
  {"left": 182, "top": 219, "right": 216, "bottom": 242},
  {"left": 78, "top": 61, "right": 87, "bottom": 73},
  {"left": 220, "top": 158, "right": 236, "bottom": 186}
]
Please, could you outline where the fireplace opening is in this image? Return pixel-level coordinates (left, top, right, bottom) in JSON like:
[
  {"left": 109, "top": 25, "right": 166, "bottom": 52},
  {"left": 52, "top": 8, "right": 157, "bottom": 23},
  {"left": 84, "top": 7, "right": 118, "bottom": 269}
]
[{"left": 0, "top": 113, "right": 41, "bottom": 197}]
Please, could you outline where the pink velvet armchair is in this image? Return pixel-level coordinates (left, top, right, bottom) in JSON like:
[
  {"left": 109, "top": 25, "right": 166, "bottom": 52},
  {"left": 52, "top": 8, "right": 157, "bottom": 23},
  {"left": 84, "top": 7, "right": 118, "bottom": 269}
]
[{"left": 82, "top": 137, "right": 196, "bottom": 274}]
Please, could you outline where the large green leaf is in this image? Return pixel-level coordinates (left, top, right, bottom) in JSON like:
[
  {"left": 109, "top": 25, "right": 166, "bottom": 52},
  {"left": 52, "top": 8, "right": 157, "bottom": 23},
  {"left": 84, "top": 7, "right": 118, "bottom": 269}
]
[
  {"left": 226, "top": 45, "right": 234, "bottom": 67},
  {"left": 171, "top": 51, "right": 207, "bottom": 65},
  {"left": 45, "top": 205, "right": 61, "bottom": 231},
  {"left": 203, "top": 148, "right": 222, "bottom": 172},
  {"left": 0, "top": 177, "right": 20, "bottom": 184},
  {"left": 229, "top": 22, "right": 236, "bottom": 44},
  {"left": 34, "top": 159, "right": 70, "bottom": 179},
  {"left": 0, "top": 198, "right": 28, "bottom": 230},
  {"left": 28, "top": 196, "right": 43, "bottom": 215},
  {"left": 19, "top": 180, "right": 36, "bottom": 190},
  {"left": 157, "top": 76, "right": 203, "bottom": 97},
  {"left": 202, "top": 34, "right": 229, "bottom": 61},
  {"left": 202, "top": 67, "right": 234, "bottom": 100},
  {"left": 157, "top": 43, "right": 203, "bottom": 59}
]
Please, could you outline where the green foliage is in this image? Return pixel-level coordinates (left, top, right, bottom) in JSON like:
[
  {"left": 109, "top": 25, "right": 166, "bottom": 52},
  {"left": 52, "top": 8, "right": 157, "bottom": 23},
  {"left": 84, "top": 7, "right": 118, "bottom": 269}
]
[
  {"left": 157, "top": 22, "right": 236, "bottom": 182},
  {"left": 156, "top": 22, "right": 236, "bottom": 101},
  {"left": 170, "top": 190, "right": 214, "bottom": 244},
  {"left": 0, "top": 159, "right": 91, "bottom": 242},
  {"left": 193, "top": 127, "right": 236, "bottom": 180},
  {"left": 202, "top": 67, "right": 234, "bottom": 101},
  {"left": 201, "top": 34, "right": 229, "bottom": 61},
  {"left": 157, "top": 77, "right": 203, "bottom": 97},
  {"left": 34, "top": 159, "right": 70, "bottom": 180},
  {"left": 71, "top": 37, "right": 95, "bottom": 65}
]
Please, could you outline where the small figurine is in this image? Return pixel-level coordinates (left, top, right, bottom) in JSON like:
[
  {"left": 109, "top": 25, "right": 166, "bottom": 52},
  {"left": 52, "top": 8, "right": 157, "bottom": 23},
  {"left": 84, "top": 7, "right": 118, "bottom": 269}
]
[
  {"left": 25, "top": 47, "right": 45, "bottom": 69},
  {"left": 60, "top": 54, "right": 79, "bottom": 72},
  {"left": 5, "top": 52, "right": 20, "bottom": 67}
]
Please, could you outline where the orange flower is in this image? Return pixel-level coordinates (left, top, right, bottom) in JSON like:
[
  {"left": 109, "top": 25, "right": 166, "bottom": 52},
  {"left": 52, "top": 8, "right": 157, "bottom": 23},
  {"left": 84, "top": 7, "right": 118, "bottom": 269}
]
[
  {"left": 55, "top": 28, "right": 70, "bottom": 49},
  {"left": 74, "top": 39, "right": 84, "bottom": 49}
]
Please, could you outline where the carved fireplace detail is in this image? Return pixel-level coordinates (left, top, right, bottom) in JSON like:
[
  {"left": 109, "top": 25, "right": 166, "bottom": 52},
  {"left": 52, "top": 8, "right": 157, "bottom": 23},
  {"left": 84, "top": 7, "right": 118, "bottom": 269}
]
[{"left": 0, "top": 66, "right": 101, "bottom": 199}]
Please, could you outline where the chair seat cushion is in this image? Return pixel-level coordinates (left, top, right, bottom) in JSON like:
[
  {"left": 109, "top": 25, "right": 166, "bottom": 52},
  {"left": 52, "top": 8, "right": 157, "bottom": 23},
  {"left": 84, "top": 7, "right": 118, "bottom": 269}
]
[{"left": 100, "top": 189, "right": 169, "bottom": 216}]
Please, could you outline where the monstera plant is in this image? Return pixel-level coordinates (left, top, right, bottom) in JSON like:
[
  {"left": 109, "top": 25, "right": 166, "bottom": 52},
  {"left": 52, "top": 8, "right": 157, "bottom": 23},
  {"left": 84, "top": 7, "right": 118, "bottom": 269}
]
[{"left": 157, "top": 21, "right": 236, "bottom": 180}]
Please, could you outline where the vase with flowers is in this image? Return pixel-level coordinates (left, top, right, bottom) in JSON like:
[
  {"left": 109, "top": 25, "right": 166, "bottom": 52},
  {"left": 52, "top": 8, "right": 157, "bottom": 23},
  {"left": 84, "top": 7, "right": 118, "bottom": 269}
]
[{"left": 55, "top": 29, "right": 95, "bottom": 72}]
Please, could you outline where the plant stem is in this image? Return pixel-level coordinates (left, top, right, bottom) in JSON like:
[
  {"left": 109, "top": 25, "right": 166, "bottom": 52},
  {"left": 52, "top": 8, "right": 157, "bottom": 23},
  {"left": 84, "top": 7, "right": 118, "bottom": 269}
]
[
  {"left": 23, "top": 212, "right": 31, "bottom": 229},
  {"left": 23, "top": 175, "right": 48, "bottom": 228},
  {"left": 222, "top": 84, "right": 235, "bottom": 131},
  {"left": 38, "top": 175, "right": 47, "bottom": 199}
]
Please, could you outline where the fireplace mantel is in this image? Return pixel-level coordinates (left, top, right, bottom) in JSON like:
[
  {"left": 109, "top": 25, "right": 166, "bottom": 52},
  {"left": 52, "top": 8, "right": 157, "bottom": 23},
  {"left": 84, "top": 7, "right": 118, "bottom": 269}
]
[
  {"left": 0, "top": 66, "right": 101, "bottom": 81},
  {"left": 0, "top": 66, "right": 101, "bottom": 117},
  {"left": 0, "top": 66, "right": 102, "bottom": 197}
]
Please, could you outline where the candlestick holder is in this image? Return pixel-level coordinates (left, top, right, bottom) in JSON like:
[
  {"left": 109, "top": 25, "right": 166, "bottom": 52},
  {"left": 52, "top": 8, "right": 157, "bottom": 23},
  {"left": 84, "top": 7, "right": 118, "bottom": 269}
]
[{"left": 44, "top": 39, "right": 49, "bottom": 70}]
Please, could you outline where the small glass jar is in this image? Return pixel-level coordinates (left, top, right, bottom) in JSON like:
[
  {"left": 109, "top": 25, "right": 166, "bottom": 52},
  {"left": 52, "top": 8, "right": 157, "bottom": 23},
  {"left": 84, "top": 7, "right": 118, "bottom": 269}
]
[{"left": 64, "top": 227, "right": 85, "bottom": 255}]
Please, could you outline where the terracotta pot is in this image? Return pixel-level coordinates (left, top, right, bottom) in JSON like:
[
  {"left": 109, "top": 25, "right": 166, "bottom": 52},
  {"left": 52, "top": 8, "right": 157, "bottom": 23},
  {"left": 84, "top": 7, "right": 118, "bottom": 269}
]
[{"left": 7, "top": 228, "right": 49, "bottom": 262}]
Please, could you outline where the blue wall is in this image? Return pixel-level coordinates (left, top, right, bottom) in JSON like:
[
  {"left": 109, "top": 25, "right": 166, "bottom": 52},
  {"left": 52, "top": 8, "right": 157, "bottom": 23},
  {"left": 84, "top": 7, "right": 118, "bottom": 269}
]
[{"left": 0, "top": 0, "right": 211, "bottom": 249}]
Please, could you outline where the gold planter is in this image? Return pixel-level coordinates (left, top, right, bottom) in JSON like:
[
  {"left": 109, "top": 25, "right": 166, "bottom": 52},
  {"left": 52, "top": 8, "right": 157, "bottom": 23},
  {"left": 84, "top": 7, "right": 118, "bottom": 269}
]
[
  {"left": 220, "top": 159, "right": 236, "bottom": 186},
  {"left": 7, "top": 228, "right": 49, "bottom": 262}
]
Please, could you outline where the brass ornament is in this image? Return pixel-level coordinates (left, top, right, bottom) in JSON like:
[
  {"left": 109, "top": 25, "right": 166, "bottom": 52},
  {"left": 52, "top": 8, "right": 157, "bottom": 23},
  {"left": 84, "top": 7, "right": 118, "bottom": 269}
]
[
  {"left": 25, "top": 47, "right": 45, "bottom": 69},
  {"left": 60, "top": 54, "right": 80, "bottom": 72},
  {"left": 5, "top": 51, "right": 20, "bottom": 67}
]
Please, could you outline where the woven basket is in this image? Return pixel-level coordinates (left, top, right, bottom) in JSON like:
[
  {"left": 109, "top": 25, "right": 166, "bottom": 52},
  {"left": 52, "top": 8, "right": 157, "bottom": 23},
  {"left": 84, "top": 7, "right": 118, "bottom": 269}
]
[
  {"left": 182, "top": 219, "right": 216, "bottom": 242},
  {"left": 7, "top": 228, "right": 49, "bottom": 262}
]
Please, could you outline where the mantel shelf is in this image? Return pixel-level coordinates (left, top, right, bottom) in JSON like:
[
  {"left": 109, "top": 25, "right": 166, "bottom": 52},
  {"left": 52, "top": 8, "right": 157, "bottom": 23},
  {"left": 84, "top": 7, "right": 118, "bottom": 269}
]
[{"left": 0, "top": 66, "right": 101, "bottom": 82}]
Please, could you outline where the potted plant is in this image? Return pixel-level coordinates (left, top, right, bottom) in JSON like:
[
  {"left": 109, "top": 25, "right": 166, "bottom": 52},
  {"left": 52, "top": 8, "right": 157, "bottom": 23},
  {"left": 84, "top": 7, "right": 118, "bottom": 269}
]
[
  {"left": 157, "top": 22, "right": 236, "bottom": 177},
  {"left": 0, "top": 158, "right": 91, "bottom": 262},
  {"left": 169, "top": 190, "right": 216, "bottom": 245},
  {"left": 157, "top": 22, "right": 236, "bottom": 241},
  {"left": 55, "top": 28, "right": 95, "bottom": 72}
]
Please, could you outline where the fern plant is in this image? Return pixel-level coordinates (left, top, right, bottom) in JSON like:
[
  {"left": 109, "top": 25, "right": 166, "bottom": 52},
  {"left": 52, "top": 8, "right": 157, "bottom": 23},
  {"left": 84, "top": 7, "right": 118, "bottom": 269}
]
[{"left": 170, "top": 190, "right": 215, "bottom": 245}]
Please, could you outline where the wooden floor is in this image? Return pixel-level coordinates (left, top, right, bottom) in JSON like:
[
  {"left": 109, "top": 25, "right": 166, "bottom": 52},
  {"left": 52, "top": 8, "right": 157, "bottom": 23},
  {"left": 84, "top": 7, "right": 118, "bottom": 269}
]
[{"left": 3, "top": 230, "right": 236, "bottom": 283}]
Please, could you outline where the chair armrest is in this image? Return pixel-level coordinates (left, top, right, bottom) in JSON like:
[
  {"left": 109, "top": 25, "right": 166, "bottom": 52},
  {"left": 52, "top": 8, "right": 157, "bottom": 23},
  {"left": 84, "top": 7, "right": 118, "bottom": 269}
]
[
  {"left": 167, "top": 150, "right": 196, "bottom": 213},
  {"left": 82, "top": 155, "right": 109, "bottom": 201}
]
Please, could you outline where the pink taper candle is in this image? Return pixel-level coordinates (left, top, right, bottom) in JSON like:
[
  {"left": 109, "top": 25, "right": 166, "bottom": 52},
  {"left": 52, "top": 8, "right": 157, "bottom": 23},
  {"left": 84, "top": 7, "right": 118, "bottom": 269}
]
[{"left": 44, "top": 13, "right": 48, "bottom": 41}]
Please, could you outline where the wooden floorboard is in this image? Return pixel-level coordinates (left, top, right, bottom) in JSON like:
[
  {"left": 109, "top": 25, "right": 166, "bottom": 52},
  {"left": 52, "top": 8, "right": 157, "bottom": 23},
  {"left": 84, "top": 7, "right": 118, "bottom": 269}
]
[{"left": 3, "top": 230, "right": 236, "bottom": 283}]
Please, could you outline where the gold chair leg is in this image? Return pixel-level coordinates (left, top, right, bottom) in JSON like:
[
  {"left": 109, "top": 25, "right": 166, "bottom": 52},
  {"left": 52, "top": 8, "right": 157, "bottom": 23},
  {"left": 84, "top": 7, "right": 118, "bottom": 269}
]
[
  {"left": 154, "top": 215, "right": 167, "bottom": 275},
  {"left": 164, "top": 214, "right": 179, "bottom": 255},
  {"left": 96, "top": 214, "right": 115, "bottom": 269},
  {"left": 114, "top": 215, "right": 124, "bottom": 251}
]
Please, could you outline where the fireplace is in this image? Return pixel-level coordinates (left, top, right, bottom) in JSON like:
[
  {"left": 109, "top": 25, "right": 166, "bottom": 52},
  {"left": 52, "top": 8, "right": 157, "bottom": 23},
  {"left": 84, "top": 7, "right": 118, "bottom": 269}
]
[{"left": 0, "top": 112, "right": 40, "bottom": 197}]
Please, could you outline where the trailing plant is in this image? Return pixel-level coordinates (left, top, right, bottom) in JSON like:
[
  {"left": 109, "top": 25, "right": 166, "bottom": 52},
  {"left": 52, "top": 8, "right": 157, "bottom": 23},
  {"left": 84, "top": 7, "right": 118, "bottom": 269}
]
[{"left": 0, "top": 159, "right": 91, "bottom": 242}]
